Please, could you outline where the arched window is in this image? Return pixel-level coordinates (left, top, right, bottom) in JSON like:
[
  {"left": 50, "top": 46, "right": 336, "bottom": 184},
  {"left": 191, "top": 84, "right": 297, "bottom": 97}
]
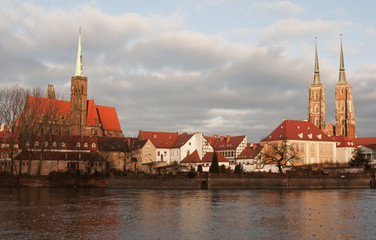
[
  {"left": 315, "top": 92, "right": 319, "bottom": 100},
  {"left": 340, "top": 88, "right": 344, "bottom": 95},
  {"left": 341, "top": 127, "right": 345, "bottom": 135}
]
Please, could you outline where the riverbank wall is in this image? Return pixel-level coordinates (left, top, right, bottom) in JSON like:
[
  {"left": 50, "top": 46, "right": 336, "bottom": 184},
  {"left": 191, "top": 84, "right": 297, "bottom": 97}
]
[{"left": 0, "top": 174, "right": 373, "bottom": 189}]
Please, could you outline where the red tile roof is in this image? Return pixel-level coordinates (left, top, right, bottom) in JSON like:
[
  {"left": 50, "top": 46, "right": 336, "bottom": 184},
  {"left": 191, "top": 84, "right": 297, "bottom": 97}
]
[
  {"left": 261, "top": 119, "right": 333, "bottom": 142},
  {"left": 181, "top": 150, "right": 201, "bottom": 163},
  {"left": 201, "top": 152, "right": 229, "bottom": 163},
  {"left": 237, "top": 144, "right": 263, "bottom": 159},
  {"left": 333, "top": 135, "right": 355, "bottom": 148},
  {"left": 364, "top": 144, "right": 376, "bottom": 150},
  {"left": 27, "top": 96, "right": 70, "bottom": 119},
  {"left": 353, "top": 137, "right": 376, "bottom": 147},
  {"left": 172, "top": 133, "right": 194, "bottom": 148},
  {"left": 205, "top": 135, "right": 246, "bottom": 150},
  {"left": 96, "top": 105, "right": 122, "bottom": 131},
  {"left": 86, "top": 99, "right": 100, "bottom": 127},
  {"left": 139, "top": 130, "right": 179, "bottom": 148}
]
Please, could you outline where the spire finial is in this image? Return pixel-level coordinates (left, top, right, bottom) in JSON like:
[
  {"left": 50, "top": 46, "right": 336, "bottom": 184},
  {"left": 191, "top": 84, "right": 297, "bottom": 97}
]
[
  {"left": 313, "top": 36, "right": 321, "bottom": 84},
  {"left": 75, "top": 27, "right": 84, "bottom": 77},
  {"left": 338, "top": 33, "right": 346, "bottom": 84}
]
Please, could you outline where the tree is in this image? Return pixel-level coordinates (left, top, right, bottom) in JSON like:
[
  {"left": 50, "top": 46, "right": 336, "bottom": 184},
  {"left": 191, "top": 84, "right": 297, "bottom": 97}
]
[
  {"left": 234, "top": 164, "right": 242, "bottom": 174},
  {"left": 262, "top": 140, "right": 297, "bottom": 174},
  {"left": 220, "top": 164, "right": 226, "bottom": 174},
  {"left": 209, "top": 152, "right": 220, "bottom": 174},
  {"left": 349, "top": 147, "right": 370, "bottom": 169},
  {"left": 0, "top": 85, "right": 29, "bottom": 176}
]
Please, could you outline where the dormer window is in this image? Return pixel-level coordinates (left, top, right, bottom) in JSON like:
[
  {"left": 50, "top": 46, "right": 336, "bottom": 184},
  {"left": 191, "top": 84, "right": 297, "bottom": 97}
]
[
  {"left": 153, "top": 135, "right": 157, "bottom": 139},
  {"left": 76, "top": 142, "right": 80, "bottom": 147},
  {"left": 92, "top": 143, "right": 96, "bottom": 148},
  {"left": 317, "top": 134, "right": 322, "bottom": 139},
  {"left": 34, "top": 141, "right": 39, "bottom": 147},
  {"left": 298, "top": 133, "right": 303, "bottom": 138},
  {"left": 44, "top": 142, "right": 48, "bottom": 147},
  {"left": 53, "top": 142, "right": 57, "bottom": 147},
  {"left": 61, "top": 142, "right": 66, "bottom": 147},
  {"left": 26, "top": 141, "right": 30, "bottom": 147},
  {"left": 84, "top": 143, "right": 88, "bottom": 148},
  {"left": 307, "top": 134, "right": 312, "bottom": 139}
]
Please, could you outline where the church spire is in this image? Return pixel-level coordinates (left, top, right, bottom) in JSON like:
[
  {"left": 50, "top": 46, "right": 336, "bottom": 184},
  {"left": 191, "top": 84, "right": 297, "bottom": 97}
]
[
  {"left": 313, "top": 37, "right": 321, "bottom": 84},
  {"left": 338, "top": 34, "right": 346, "bottom": 84},
  {"left": 75, "top": 27, "right": 84, "bottom": 77}
]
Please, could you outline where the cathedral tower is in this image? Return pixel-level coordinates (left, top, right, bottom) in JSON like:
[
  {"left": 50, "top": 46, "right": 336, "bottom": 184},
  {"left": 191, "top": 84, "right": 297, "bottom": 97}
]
[
  {"left": 70, "top": 28, "right": 88, "bottom": 136},
  {"left": 308, "top": 38, "right": 326, "bottom": 130},
  {"left": 334, "top": 36, "right": 356, "bottom": 138}
]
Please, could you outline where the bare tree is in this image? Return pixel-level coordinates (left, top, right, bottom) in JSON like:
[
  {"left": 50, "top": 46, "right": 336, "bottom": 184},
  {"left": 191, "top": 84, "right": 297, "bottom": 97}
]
[
  {"left": 18, "top": 87, "right": 63, "bottom": 176},
  {"left": 0, "top": 85, "right": 29, "bottom": 176},
  {"left": 262, "top": 140, "right": 297, "bottom": 174}
]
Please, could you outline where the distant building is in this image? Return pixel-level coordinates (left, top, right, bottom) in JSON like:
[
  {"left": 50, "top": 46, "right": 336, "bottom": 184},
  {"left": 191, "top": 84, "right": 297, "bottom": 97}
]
[{"left": 205, "top": 135, "right": 247, "bottom": 164}]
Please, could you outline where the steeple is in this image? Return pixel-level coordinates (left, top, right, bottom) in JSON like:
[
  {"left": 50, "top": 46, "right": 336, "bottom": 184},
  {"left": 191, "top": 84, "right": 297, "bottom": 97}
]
[
  {"left": 338, "top": 34, "right": 346, "bottom": 84},
  {"left": 75, "top": 27, "right": 84, "bottom": 77},
  {"left": 313, "top": 37, "right": 321, "bottom": 84}
]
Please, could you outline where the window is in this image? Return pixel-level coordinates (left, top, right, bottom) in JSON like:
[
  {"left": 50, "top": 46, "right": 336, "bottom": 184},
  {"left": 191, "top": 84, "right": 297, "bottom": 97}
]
[
  {"left": 35, "top": 141, "right": 39, "bottom": 147},
  {"left": 44, "top": 142, "right": 48, "bottom": 147},
  {"left": 311, "top": 144, "right": 314, "bottom": 152},
  {"left": 26, "top": 141, "right": 30, "bottom": 147},
  {"left": 164, "top": 151, "right": 167, "bottom": 156},
  {"left": 76, "top": 142, "right": 80, "bottom": 147},
  {"left": 325, "top": 157, "right": 328, "bottom": 162},
  {"left": 158, "top": 151, "right": 160, "bottom": 156},
  {"left": 301, "top": 144, "right": 305, "bottom": 152},
  {"left": 325, "top": 144, "right": 328, "bottom": 153},
  {"left": 61, "top": 142, "right": 66, "bottom": 147},
  {"left": 330, "top": 144, "right": 333, "bottom": 153},
  {"left": 341, "top": 127, "right": 345, "bottom": 136},
  {"left": 302, "top": 155, "right": 305, "bottom": 163},
  {"left": 320, "top": 144, "right": 323, "bottom": 152},
  {"left": 296, "top": 144, "right": 299, "bottom": 152},
  {"left": 84, "top": 143, "right": 88, "bottom": 148},
  {"left": 315, "top": 92, "right": 319, "bottom": 100},
  {"left": 340, "top": 88, "right": 344, "bottom": 95},
  {"left": 92, "top": 143, "right": 96, "bottom": 148},
  {"left": 187, "top": 150, "right": 190, "bottom": 156},
  {"left": 320, "top": 157, "right": 323, "bottom": 163},
  {"left": 189, "top": 142, "right": 191, "bottom": 146},
  {"left": 53, "top": 142, "right": 57, "bottom": 147}
]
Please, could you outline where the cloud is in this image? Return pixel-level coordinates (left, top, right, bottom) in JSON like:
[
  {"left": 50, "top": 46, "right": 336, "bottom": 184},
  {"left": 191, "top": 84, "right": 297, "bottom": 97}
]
[
  {"left": 0, "top": 1, "right": 375, "bottom": 142},
  {"left": 260, "top": 1, "right": 303, "bottom": 16}
]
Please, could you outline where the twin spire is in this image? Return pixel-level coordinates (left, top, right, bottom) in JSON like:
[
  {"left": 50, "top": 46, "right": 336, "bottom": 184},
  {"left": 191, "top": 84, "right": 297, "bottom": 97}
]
[
  {"left": 313, "top": 35, "right": 347, "bottom": 84},
  {"left": 75, "top": 27, "right": 84, "bottom": 77}
]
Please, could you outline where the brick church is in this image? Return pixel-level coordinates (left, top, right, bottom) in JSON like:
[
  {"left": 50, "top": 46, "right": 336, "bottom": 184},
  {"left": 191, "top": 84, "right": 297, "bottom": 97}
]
[
  {"left": 26, "top": 29, "right": 123, "bottom": 137},
  {"left": 308, "top": 37, "right": 356, "bottom": 139}
]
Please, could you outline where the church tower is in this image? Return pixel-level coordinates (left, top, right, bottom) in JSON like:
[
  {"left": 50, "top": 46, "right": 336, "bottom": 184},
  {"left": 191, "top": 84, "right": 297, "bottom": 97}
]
[
  {"left": 334, "top": 36, "right": 356, "bottom": 138},
  {"left": 308, "top": 38, "right": 326, "bottom": 130},
  {"left": 70, "top": 28, "right": 88, "bottom": 136}
]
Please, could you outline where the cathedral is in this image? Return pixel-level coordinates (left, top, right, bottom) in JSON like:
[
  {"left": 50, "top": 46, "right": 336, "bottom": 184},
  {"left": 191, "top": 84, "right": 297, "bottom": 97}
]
[
  {"left": 308, "top": 37, "right": 356, "bottom": 139},
  {"left": 26, "top": 29, "right": 123, "bottom": 137}
]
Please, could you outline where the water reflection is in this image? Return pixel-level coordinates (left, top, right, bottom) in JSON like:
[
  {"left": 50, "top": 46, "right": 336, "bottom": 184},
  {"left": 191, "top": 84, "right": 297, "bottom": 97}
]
[{"left": 0, "top": 188, "right": 375, "bottom": 239}]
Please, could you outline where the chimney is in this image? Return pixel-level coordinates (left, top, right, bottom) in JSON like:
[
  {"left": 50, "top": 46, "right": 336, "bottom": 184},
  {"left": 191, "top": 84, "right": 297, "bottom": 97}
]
[
  {"left": 253, "top": 143, "right": 258, "bottom": 150},
  {"left": 220, "top": 136, "right": 225, "bottom": 142},
  {"left": 226, "top": 135, "right": 231, "bottom": 143},
  {"left": 213, "top": 135, "right": 218, "bottom": 139}
]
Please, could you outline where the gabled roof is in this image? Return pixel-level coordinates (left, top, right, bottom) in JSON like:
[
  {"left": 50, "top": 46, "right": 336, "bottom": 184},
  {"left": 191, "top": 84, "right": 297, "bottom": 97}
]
[
  {"left": 261, "top": 119, "right": 333, "bottom": 142},
  {"left": 139, "top": 130, "right": 179, "bottom": 148},
  {"left": 95, "top": 105, "right": 122, "bottom": 131},
  {"left": 97, "top": 136, "right": 129, "bottom": 151},
  {"left": 353, "top": 137, "right": 376, "bottom": 147},
  {"left": 333, "top": 135, "right": 355, "bottom": 148},
  {"left": 27, "top": 96, "right": 70, "bottom": 119},
  {"left": 205, "top": 135, "right": 246, "bottom": 150},
  {"left": 201, "top": 152, "right": 229, "bottom": 163},
  {"left": 86, "top": 99, "right": 100, "bottom": 127},
  {"left": 172, "top": 133, "right": 194, "bottom": 148},
  {"left": 363, "top": 144, "right": 376, "bottom": 151},
  {"left": 130, "top": 140, "right": 149, "bottom": 151},
  {"left": 237, "top": 144, "right": 263, "bottom": 159},
  {"left": 181, "top": 150, "right": 201, "bottom": 163}
]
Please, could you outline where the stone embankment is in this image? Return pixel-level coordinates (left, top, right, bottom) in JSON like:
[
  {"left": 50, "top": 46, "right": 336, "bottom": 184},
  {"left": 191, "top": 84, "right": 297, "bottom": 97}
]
[{"left": 0, "top": 173, "right": 374, "bottom": 189}]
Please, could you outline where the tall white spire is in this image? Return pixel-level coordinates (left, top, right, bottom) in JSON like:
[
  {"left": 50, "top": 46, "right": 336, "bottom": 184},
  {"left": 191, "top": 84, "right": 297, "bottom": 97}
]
[
  {"left": 75, "top": 27, "right": 84, "bottom": 77},
  {"left": 338, "top": 34, "right": 346, "bottom": 84}
]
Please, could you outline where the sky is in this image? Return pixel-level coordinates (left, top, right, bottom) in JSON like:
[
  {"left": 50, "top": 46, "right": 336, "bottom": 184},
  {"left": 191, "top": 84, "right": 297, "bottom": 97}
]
[{"left": 1, "top": 0, "right": 376, "bottom": 142}]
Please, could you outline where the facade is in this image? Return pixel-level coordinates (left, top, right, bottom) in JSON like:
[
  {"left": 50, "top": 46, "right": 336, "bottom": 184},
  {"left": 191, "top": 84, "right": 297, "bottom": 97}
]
[
  {"left": 334, "top": 38, "right": 356, "bottom": 138},
  {"left": 308, "top": 38, "right": 356, "bottom": 139},
  {"left": 333, "top": 135, "right": 355, "bottom": 163},
  {"left": 205, "top": 135, "right": 247, "bottom": 164},
  {"left": 236, "top": 143, "right": 264, "bottom": 172},
  {"left": 308, "top": 38, "right": 326, "bottom": 131},
  {"left": 180, "top": 150, "right": 201, "bottom": 171},
  {"left": 201, "top": 152, "right": 229, "bottom": 172},
  {"left": 261, "top": 120, "right": 336, "bottom": 166},
  {"left": 130, "top": 139, "right": 157, "bottom": 173}
]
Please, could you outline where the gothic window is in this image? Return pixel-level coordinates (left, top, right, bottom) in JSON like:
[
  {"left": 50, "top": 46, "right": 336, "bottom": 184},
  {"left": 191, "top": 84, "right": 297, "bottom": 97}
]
[
  {"left": 315, "top": 118, "right": 319, "bottom": 126},
  {"left": 340, "top": 88, "right": 344, "bottom": 95},
  {"left": 315, "top": 105, "right": 319, "bottom": 113},
  {"left": 341, "top": 127, "right": 345, "bottom": 135}
]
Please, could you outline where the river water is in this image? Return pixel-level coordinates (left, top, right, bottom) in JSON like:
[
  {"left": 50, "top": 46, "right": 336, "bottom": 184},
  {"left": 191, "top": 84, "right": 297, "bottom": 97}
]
[{"left": 0, "top": 188, "right": 375, "bottom": 240}]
